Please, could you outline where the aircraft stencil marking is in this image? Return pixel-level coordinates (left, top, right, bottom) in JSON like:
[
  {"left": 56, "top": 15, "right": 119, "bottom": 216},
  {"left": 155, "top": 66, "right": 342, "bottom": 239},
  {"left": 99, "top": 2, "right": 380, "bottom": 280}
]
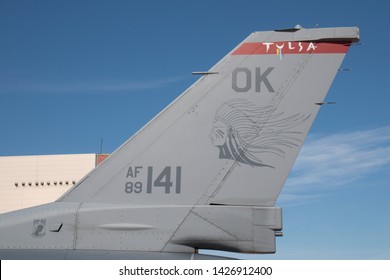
[
  {"left": 126, "top": 166, "right": 143, "bottom": 178},
  {"left": 232, "top": 67, "right": 275, "bottom": 93},
  {"left": 125, "top": 166, "right": 182, "bottom": 194},
  {"left": 32, "top": 219, "right": 46, "bottom": 238}
]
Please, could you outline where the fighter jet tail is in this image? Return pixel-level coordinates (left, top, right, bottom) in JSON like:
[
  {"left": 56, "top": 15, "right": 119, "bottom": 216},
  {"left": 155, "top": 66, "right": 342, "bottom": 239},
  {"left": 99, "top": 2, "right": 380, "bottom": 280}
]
[
  {"left": 59, "top": 26, "right": 359, "bottom": 208},
  {"left": 0, "top": 27, "right": 359, "bottom": 258}
]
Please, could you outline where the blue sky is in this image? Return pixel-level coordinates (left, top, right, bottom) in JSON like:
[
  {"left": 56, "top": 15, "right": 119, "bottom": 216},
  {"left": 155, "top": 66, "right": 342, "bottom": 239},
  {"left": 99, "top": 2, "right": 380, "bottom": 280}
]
[{"left": 0, "top": 0, "right": 389, "bottom": 259}]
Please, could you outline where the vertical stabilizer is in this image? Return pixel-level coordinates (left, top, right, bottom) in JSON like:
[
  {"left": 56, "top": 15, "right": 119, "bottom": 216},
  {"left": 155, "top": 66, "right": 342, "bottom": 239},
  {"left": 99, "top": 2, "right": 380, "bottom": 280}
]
[{"left": 59, "top": 27, "right": 359, "bottom": 207}]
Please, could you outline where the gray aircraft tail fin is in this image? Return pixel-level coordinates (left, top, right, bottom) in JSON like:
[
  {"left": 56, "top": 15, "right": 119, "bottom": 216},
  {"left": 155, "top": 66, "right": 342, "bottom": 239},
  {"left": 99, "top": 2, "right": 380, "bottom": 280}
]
[{"left": 59, "top": 27, "right": 359, "bottom": 207}]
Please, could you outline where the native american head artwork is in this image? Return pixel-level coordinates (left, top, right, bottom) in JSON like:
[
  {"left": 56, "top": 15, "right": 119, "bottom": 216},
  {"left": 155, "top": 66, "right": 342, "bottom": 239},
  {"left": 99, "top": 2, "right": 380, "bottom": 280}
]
[{"left": 209, "top": 98, "right": 310, "bottom": 167}]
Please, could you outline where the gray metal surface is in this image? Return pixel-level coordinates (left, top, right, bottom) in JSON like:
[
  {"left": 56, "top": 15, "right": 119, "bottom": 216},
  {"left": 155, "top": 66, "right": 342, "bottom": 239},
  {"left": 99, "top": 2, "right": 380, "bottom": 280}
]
[
  {"left": 0, "top": 249, "right": 233, "bottom": 260},
  {"left": 0, "top": 26, "right": 359, "bottom": 260}
]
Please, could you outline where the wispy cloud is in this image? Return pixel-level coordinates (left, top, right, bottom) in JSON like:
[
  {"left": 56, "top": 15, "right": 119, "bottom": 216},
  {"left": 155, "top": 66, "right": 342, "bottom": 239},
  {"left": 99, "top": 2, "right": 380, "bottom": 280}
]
[
  {"left": 0, "top": 75, "right": 188, "bottom": 94},
  {"left": 280, "top": 126, "right": 390, "bottom": 204}
]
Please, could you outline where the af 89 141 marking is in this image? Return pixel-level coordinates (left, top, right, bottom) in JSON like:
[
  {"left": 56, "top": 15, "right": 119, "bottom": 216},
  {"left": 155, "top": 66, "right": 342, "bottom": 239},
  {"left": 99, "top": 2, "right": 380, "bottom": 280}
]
[{"left": 125, "top": 166, "right": 182, "bottom": 194}]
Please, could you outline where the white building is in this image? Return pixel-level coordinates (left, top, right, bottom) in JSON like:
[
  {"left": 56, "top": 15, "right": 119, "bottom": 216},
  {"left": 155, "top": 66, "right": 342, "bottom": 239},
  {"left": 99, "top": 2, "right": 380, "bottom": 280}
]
[{"left": 0, "top": 154, "right": 108, "bottom": 214}]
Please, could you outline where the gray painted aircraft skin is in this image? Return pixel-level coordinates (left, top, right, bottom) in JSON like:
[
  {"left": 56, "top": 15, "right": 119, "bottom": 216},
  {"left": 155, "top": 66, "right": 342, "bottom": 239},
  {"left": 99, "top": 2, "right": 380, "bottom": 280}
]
[{"left": 0, "top": 26, "right": 359, "bottom": 260}]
